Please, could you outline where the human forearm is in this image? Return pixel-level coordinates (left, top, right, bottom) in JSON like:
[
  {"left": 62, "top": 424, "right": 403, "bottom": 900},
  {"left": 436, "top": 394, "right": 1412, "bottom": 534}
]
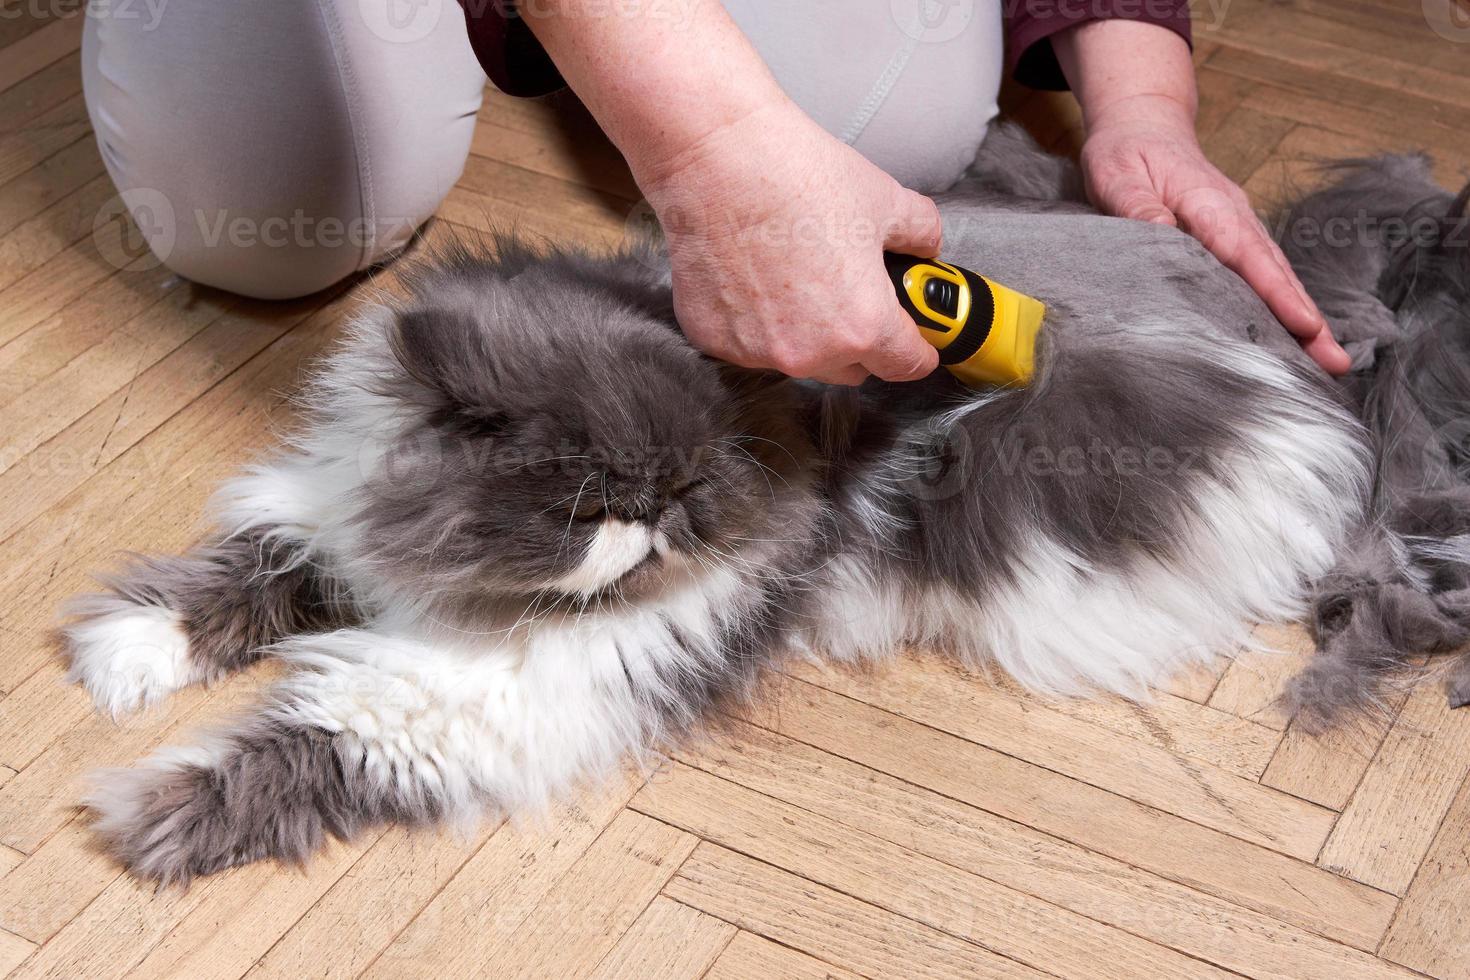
[
  {"left": 1051, "top": 19, "right": 1197, "bottom": 130},
  {"left": 522, "top": 0, "right": 791, "bottom": 185}
]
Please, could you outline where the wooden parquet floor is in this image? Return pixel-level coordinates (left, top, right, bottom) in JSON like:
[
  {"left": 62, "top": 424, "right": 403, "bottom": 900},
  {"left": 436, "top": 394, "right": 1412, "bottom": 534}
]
[{"left": 1, "top": 2, "right": 1468, "bottom": 977}]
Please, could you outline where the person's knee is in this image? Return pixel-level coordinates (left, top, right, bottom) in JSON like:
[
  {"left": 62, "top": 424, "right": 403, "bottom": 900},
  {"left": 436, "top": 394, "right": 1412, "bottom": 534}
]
[
  {"left": 82, "top": 0, "right": 485, "bottom": 301},
  {"left": 135, "top": 208, "right": 363, "bottom": 300}
]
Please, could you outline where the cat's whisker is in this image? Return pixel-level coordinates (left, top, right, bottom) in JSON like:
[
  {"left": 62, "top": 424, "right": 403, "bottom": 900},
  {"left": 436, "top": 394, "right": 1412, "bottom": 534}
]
[
  {"left": 719, "top": 434, "right": 799, "bottom": 468},
  {"left": 534, "top": 485, "right": 601, "bottom": 518},
  {"left": 711, "top": 444, "right": 787, "bottom": 496},
  {"left": 504, "top": 454, "right": 595, "bottom": 474},
  {"left": 561, "top": 472, "right": 601, "bottom": 557},
  {"left": 698, "top": 466, "right": 752, "bottom": 505}
]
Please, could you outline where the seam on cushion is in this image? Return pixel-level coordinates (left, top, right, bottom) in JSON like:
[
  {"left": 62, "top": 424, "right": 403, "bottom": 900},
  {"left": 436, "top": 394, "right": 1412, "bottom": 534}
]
[
  {"left": 838, "top": 35, "right": 919, "bottom": 147},
  {"left": 313, "top": 0, "right": 376, "bottom": 273}
]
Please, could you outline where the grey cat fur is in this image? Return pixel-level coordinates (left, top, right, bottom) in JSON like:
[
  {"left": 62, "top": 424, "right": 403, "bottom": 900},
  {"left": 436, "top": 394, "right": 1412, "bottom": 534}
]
[
  {"left": 61, "top": 123, "right": 1470, "bottom": 883},
  {"left": 950, "top": 125, "right": 1470, "bottom": 729}
]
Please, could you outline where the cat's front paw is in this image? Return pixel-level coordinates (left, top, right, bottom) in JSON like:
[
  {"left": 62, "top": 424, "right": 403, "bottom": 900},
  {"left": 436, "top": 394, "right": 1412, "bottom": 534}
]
[
  {"left": 85, "top": 746, "right": 239, "bottom": 885},
  {"left": 62, "top": 597, "right": 195, "bottom": 717}
]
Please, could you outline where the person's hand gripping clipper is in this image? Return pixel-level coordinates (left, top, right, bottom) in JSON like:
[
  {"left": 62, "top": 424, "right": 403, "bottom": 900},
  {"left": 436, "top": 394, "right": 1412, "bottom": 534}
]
[{"left": 884, "top": 252, "right": 1046, "bottom": 388}]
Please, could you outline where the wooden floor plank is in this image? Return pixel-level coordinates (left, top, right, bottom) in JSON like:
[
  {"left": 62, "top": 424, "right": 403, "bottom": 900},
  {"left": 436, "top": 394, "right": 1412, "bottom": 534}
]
[
  {"left": 0, "top": 173, "right": 113, "bottom": 297},
  {"left": 0, "top": 258, "right": 183, "bottom": 413},
  {"left": 1157, "top": 658, "right": 1229, "bottom": 704},
  {"left": 0, "top": 12, "right": 81, "bottom": 95},
  {"left": 439, "top": 186, "right": 627, "bottom": 252},
  {"left": 0, "top": 3, "right": 1465, "bottom": 973},
  {"left": 1204, "top": 45, "right": 1470, "bottom": 152},
  {"left": 638, "top": 761, "right": 1234, "bottom": 979},
  {"left": 0, "top": 290, "right": 347, "bottom": 698},
  {"left": 459, "top": 149, "right": 632, "bottom": 222},
  {"left": 0, "top": 927, "right": 36, "bottom": 977},
  {"left": 0, "top": 281, "right": 339, "bottom": 551},
  {"left": 1211, "top": 0, "right": 1470, "bottom": 78},
  {"left": 1239, "top": 84, "right": 1470, "bottom": 185},
  {"left": 0, "top": 663, "right": 91, "bottom": 771},
  {"left": 1244, "top": 124, "right": 1463, "bottom": 207},
  {"left": 1319, "top": 684, "right": 1470, "bottom": 893},
  {"left": 1198, "top": 105, "right": 1296, "bottom": 188},
  {"left": 1208, "top": 19, "right": 1470, "bottom": 112},
  {"left": 0, "top": 817, "right": 132, "bottom": 945},
  {"left": 126, "top": 836, "right": 380, "bottom": 980},
  {"left": 742, "top": 674, "right": 1396, "bottom": 951},
  {"left": 470, "top": 811, "right": 699, "bottom": 980},
  {"left": 1206, "top": 623, "right": 1313, "bottom": 730},
  {"left": 8, "top": 869, "right": 225, "bottom": 980},
  {"left": 1193, "top": 57, "right": 1259, "bottom": 143},
  {"left": 703, "top": 931, "right": 863, "bottom": 980},
  {"left": 246, "top": 822, "right": 502, "bottom": 980},
  {"left": 787, "top": 655, "right": 1334, "bottom": 859},
  {"left": 667, "top": 843, "right": 1047, "bottom": 980},
  {"left": 991, "top": 674, "right": 1283, "bottom": 780},
  {"left": 1379, "top": 774, "right": 1470, "bottom": 979},
  {"left": 1263, "top": 691, "right": 1407, "bottom": 811},
  {"left": 585, "top": 896, "right": 735, "bottom": 980},
  {"left": 0, "top": 2, "right": 76, "bottom": 53},
  {"left": 0, "top": 212, "right": 142, "bottom": 351},
  {"left": 0, "top": 93, "right": 91, "bottom": 193},
  {"left": 0, "top": 319, "right": 347, "bottom": 832},
  {"left": 359, "top": 773, "right": 645, "bottom": 979},
  {"left": 0, "top": 281, "right": 235, "bottom": 477},
  {"left": 676, "top": 717, "right": 1408, "bottom": 972},
  {"left": 474, "top": 89, "right": 640, "bottom": 202},
  {"left": 0, "top": 132, "right": 102, "bottom": 239},
  {"left": 0, "top": 52, "right": 82, "bottom": 133},
  {"left": 0, "top": 671, "right": 260, "bottom": 856}
]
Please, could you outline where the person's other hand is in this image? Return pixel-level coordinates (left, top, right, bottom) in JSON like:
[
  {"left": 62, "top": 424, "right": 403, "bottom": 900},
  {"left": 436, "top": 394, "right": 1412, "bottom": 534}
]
[
  {"left": 639, "top": 102, "right": 942, "bottom": 386},
  {"left": 1079, "top": 93, "right": 1351, "bottom": 375}
]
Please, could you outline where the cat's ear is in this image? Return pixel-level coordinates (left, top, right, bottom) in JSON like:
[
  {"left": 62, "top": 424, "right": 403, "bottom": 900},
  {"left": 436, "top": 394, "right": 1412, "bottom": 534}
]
[{"left": 389, "top": 306, "right": 499, "bottom": 411}]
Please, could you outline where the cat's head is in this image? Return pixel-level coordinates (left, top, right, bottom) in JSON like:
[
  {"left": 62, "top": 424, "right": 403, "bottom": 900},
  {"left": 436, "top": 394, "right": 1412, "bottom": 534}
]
[{"left": 349, "top": 239, "right": 821, "bottom": 607}]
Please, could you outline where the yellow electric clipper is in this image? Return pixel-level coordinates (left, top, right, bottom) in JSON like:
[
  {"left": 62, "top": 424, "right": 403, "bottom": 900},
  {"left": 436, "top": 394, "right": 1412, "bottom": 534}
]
[{"left": 884, "top": 252, "right": 1045, "bottom": 388}]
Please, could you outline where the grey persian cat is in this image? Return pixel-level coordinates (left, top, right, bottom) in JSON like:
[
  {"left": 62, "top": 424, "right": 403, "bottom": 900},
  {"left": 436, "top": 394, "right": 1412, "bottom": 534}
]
[{"left": 62, "top": 125, "right": 1470, "bottom": 883}]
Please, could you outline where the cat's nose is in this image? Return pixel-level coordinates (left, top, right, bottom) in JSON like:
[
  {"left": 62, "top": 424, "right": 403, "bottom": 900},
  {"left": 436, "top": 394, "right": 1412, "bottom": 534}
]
[{"left": 608, "top": 487, "right": 665, "bottom": 525}]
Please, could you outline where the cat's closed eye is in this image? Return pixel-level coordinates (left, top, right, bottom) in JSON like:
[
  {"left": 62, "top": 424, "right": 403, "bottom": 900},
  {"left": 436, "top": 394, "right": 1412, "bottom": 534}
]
[
  {"left": 670, "top": 472, "right": 707, "bottom": 497},
  {"left": 570, "top": 491, "right": 605, "bottom": 521},
  {"left": 428, "top": 405, "right": 512, "bottom": 440}
]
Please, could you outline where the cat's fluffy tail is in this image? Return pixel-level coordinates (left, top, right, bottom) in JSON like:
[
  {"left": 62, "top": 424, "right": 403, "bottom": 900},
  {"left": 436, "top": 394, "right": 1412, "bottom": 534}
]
[
  {"left": 62, "top": 530, "right": 355, "bottom": 717},
  {"left": 1278, "top": 158, "right": 1470, "bottom": 727}
]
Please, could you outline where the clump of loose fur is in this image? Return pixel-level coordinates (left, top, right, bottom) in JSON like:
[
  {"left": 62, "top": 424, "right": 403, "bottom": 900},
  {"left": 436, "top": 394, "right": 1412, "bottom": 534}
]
[{"left": 1277, "top": 163, "right": 1470, "bottom": 725}]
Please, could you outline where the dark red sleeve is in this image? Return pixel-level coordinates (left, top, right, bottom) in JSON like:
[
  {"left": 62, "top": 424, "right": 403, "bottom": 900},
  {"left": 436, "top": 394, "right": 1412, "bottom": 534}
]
[
  {"left": 458, "top": 0, "right": 565, "bottom": 97},
  {"left": 1006, "top": 0, "right": 1193, "bottom": 91},
  {"left": 459, "top": 1, "right": 1192, "bottom": 98}
]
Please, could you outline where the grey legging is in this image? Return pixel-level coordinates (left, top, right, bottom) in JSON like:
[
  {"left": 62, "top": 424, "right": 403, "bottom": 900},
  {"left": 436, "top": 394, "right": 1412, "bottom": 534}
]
[{"left": 82, "top": 0, "right": 1003, "bottom": 299}]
